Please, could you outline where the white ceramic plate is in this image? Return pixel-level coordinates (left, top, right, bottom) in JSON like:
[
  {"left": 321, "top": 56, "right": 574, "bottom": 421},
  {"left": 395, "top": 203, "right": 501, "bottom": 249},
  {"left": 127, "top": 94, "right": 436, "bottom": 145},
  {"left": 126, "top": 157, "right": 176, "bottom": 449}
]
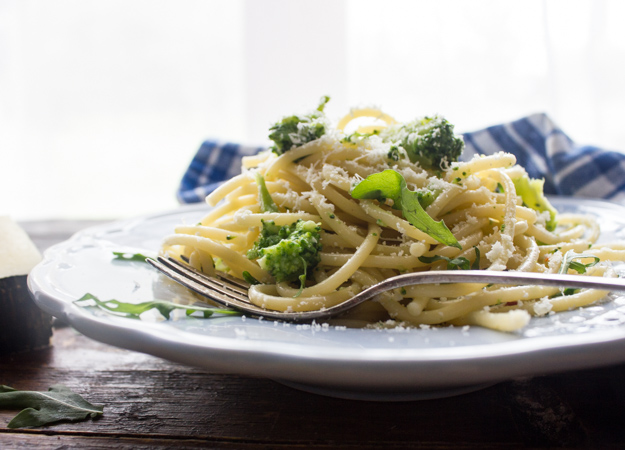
[{"left": 28, "top": 198, "right": 625, "bottom": 401}]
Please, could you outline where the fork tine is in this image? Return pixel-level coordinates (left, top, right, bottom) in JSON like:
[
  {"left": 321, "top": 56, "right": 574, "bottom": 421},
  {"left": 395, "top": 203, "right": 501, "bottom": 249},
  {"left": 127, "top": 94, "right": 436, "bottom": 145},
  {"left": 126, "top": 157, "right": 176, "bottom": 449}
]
[
  {"left": 148, "top": 256, "right": 345, "bottom": 321},
  {"left": 157, "top": 257, "right": 251, "bottom": 303},
  {"left": 146, "top": 255, "right": 625, "bottom": 323},
  {"left": 213, "top": 270, "right": 252, "bottom": 291},
  {"left": 162, "top": 257, "right": 250, "bottom": 298},
  {"left": 174, "top": 256, "right": 251, "bottom": 291},
  {"left": 147, "top": 257, "right": 268, "bottom": 315}
]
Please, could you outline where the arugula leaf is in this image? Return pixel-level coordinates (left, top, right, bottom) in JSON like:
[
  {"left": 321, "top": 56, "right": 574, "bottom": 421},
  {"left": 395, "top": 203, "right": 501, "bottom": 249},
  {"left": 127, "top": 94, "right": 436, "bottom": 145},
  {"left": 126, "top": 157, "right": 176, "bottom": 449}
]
[
  {"left": 112, "top": 251, "right": 152, "bottom": 263},
  {"left": 316, "top": 95, "right": 330, "bottom": 111},
  {"left": 0, "top": 384, "right": 103, "bottom": 429},
  {"left": 559, "top": 250, "right": 600, "bottom": 275},
  {"left": 414, "top": 189, "right": 437, "bottom": 210},
  {"left": 550, "top": 287, "right": 580, "bottom": 298},
  {"left": 419, "top": 247, "right": 480, "bottom": 270},
  {"left": 74, "top": 293, "right": 239, "bottom": 319},
  {"left": 351, "top": 169, "right": 461, "bottom": 249},
  {"left": 471, "top": 247, "right": 481, "bottom": 270},
  {"left": 242, "top": 271, "right": 261, "bottom": 285},
  {"left": 342, "top": 130, "right": 380, "bottom": 144},
  {"left": 351, "top": 169, "right": 405, "bottom": 209},
  {"left": 419, "top": 254, "right": 470, "bottom": 270},
  {"left": 401, "top": 187, "right": 460, "bottom": 249},
  {"left": 254, "top": 172, "right": 279, "bottom": 213}
]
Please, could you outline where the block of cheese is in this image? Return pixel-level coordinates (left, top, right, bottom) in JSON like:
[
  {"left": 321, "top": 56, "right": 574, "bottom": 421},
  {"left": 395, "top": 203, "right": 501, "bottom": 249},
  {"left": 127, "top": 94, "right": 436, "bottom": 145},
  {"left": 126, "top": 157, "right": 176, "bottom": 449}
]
[{"left": 0, "top": 216, "right": 52, "bottom": 354}]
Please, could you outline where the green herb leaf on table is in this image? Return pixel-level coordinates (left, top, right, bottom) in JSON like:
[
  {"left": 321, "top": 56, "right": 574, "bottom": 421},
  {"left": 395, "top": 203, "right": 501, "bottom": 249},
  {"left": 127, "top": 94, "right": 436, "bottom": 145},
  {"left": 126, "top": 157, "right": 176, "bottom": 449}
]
[
  {"left": 0, "top": 384, "right": 103, "bottom": 429},
  {"left": 351, "top": 169, "right": 461, "bottom": 249},
  {"left": 75, "top": 293, "right": 240, "bottom": 319}
]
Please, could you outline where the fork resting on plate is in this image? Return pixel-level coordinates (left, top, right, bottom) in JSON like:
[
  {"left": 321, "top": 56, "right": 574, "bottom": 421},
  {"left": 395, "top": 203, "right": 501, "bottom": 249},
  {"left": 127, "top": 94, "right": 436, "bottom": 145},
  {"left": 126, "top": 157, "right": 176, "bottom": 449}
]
[{"left": 147, "top": 256, "right": 625, "bottom": 322}]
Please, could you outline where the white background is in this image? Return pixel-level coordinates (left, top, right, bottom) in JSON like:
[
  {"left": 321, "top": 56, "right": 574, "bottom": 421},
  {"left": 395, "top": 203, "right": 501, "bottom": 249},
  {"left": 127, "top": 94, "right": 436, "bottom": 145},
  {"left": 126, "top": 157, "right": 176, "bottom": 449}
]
[{"left": 2, "top": 0, "right": 625, "bottom": 220}]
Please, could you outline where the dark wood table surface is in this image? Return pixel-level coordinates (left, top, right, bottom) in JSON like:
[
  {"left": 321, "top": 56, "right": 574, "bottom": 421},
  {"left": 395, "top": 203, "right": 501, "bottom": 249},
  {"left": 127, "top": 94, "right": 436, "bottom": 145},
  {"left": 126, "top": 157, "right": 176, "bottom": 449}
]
[{"left": 3, "top": 220, "right": 625, "bottom": 449}]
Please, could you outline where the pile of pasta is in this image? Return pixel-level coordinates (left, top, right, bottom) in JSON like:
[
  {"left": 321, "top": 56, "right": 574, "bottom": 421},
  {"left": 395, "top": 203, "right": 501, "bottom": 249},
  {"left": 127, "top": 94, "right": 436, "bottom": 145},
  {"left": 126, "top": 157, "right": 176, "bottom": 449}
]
[{"left": 163, "top": 108, "right": 625, "bottom": 332}]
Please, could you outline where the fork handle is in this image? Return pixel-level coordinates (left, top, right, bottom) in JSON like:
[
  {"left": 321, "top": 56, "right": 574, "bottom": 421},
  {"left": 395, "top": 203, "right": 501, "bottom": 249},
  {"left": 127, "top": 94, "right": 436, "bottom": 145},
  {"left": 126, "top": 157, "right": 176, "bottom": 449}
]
[{"left": 372, "top": 270, "right": 625, "bottom": 294}]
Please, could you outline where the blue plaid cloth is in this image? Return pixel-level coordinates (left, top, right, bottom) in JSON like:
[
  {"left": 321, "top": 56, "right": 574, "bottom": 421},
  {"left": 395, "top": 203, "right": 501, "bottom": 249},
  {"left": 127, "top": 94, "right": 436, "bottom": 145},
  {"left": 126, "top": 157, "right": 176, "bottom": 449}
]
[
  {"left": 178, "top": 113, "right": 625, "bottom": 204},
  {"left": 178, "top": 141, "right": 264, "bottom": 203}
]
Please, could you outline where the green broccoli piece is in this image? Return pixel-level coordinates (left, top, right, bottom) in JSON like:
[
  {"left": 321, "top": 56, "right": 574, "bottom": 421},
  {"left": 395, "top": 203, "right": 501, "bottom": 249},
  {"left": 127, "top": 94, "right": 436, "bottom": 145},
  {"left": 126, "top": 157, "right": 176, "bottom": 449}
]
[
  {"left": 268, "top": 96, "right": 330, "bottom": 155},
  {"left": 247, "top": 220, "right": 322, "bottom": 288},
  {"left": 381, "top": 115, "right": 464, "bottom": 171}
]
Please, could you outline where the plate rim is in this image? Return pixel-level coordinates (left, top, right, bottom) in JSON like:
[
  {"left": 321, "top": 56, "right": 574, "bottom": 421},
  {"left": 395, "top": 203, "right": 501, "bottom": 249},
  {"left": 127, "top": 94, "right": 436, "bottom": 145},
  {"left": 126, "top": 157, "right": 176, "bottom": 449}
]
[{"left": 27, "top": 196, "right": 625, "bottom": 393}]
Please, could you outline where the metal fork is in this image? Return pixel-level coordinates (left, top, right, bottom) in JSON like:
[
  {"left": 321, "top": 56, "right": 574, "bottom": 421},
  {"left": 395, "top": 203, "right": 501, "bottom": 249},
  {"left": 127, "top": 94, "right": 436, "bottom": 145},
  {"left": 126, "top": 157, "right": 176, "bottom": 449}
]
[{"left": 147, "top": 256, "right": 625, "bottom": 322}]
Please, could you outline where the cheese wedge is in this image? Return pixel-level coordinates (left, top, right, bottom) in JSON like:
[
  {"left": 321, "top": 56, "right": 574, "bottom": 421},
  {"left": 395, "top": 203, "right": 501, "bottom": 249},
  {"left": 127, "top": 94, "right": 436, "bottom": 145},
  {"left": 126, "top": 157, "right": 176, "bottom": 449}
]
[{"left": 0, "top": 216, "right": 42, "bottom": 279}]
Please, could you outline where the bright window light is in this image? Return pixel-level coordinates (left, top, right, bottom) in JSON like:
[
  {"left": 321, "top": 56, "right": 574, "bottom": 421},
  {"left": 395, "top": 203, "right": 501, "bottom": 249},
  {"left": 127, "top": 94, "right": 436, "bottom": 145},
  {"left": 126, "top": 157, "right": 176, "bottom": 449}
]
[{"left": 2, "top": 0, "right": 624, "bottom": 220}]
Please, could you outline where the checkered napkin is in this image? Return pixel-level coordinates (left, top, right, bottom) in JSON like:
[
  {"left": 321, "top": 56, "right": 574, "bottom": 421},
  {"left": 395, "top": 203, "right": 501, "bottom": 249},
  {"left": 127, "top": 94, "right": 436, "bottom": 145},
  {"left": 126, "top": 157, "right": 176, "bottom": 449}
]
[
  {"left": 177, "top": 141, "right": 264, "bottom": 204},
  {"left": 177, "top": 113, "right": 625, "bottom": 204}
]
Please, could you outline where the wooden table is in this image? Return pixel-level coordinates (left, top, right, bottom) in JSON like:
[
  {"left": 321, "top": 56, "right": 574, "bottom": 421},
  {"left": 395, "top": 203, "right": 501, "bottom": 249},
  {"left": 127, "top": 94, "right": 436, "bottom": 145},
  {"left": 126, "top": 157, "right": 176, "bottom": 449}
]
[{"left": 3, "top": 220, "right": 625, "bottom": 449}]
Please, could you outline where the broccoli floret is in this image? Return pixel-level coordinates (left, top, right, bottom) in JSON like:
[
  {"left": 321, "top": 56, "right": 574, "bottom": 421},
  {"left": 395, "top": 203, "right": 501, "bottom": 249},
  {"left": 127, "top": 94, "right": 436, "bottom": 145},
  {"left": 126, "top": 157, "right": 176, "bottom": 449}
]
[
  {"left": 381, "top": 115, "right": 464, "bottom": 171},
  {"left": 247, "top": 220, "right": 322, "bottom": 287},
  {"left": 268, "top": 96, "right": 330, "bottom": 155}
]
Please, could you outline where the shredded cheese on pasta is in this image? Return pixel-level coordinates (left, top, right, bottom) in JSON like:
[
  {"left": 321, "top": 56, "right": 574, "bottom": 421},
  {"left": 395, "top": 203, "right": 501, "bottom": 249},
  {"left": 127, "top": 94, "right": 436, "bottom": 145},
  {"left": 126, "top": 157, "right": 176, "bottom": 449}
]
[{"left": 162, "top": 107, "right": 625, "bottom": 332}]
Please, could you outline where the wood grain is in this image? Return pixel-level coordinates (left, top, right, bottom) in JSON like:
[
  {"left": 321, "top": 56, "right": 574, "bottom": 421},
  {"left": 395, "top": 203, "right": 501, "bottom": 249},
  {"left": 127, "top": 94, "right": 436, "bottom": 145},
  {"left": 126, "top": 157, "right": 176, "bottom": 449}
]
[{"left": 3, "top": 325, "right": 625, "bottom": 448}]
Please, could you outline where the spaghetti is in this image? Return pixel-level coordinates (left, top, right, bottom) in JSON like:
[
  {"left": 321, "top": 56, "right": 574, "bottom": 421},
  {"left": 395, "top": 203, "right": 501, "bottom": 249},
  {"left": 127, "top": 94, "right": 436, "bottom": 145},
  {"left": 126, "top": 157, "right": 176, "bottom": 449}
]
[{"left": 162, "top": 102, "right": 625, "bottom": 332}]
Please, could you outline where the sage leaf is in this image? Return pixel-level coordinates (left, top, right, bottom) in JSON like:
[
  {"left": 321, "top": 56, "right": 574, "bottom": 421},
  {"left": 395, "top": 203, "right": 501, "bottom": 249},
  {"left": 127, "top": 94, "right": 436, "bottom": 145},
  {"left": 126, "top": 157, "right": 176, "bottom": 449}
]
[
  {"left": 0, "top": 384, "right": 103, "bottom": 428},
  {"left": 75, "top": 293, "right": 240, "bottom": 319}
]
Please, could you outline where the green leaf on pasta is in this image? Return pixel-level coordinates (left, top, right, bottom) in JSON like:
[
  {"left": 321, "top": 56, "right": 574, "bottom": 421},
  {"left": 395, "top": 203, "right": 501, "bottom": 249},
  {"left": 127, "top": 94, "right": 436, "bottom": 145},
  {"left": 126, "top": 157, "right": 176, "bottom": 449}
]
[
  {"left": 351, "top": 169, "right": 461, "bottom": 249},
  {"left": 254, "top": 172, "right": 279, "bottom": 213},
  {"left": 559, "top": 250, "right": 600, "bottom": 275}
]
